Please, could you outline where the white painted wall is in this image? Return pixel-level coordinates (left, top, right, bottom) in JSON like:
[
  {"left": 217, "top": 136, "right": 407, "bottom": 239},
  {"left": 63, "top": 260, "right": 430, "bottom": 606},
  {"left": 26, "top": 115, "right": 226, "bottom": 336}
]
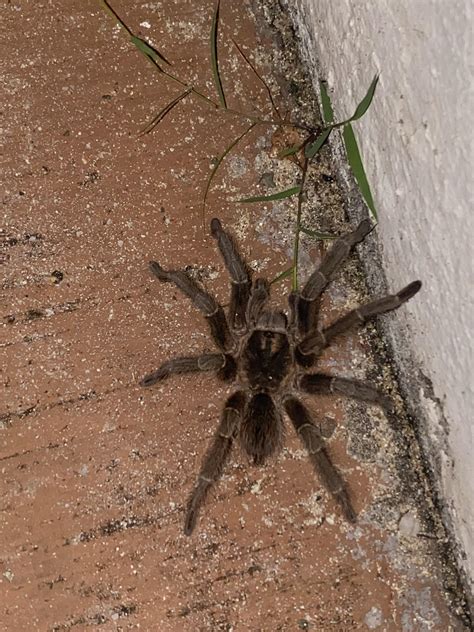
[{"left": 288, "top": 0, "right": 473, "bottom": 584}]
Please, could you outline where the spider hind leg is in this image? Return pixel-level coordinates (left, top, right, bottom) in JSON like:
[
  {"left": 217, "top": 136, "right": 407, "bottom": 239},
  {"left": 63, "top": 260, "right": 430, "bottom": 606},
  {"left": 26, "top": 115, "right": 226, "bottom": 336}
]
[
  {"left": 185, "top": 391, "right": 246, "bottom": 535},
  {"left": 284, "top": 396, "right": 356, "bottom": 522}
]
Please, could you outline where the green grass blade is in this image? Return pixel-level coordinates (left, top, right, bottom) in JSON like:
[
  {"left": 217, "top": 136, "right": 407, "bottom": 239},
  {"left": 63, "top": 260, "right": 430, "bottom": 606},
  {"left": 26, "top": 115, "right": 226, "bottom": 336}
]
[
  {"left": 343, "top": 123, "right": 377, "bottom": 219},
  {"left": 100, "top": 2, "right": 170, "bottom": 72},
  {"left": 291, "top": 158, "right": 309, "bottom": 291},
  {"left": 278, "top": 144, "right": 303, "bottom": 158},
  {"left": 232, "top": 38, "right": 280, "bottom": 119},
  {"left": 131, "top": 35, "right": 171, "bottom": 67},
  {"left": 323, "top": 74, "right": 379, "bottom": 131},
  {"left": 100, "top": 0, "right": 133, "bottom": 37},
  {"left": 237, "top": 186, "right": 301, "bottom": 203},
  {"left": 270, "top": 266, "right": 294, "bottom": 285},
  {"left": 139, "top": 88, "right": 191, "bottom": 135},
  {"left": 304, "top": 128, "right": 331, "bottom": 159},
  {"left": 202, "top": 123, "right": 256, "bottom": 227},
  {"left": 300, "top": 227, "right": 337, "bottom": 240},
  {"left": 319, "top": 80, "right": 334, "bottom": 124},
  {"left": 210, "top": 0, "right": 227, "bottom": 108},
  {"left": 349, "top": 74, "right": 379, "bottom": 122}
]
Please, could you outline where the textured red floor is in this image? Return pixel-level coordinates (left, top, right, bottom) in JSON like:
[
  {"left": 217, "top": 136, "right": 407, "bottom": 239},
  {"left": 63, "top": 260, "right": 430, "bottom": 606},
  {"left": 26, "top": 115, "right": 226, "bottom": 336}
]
[{"left": 0, "top": 1, "right": 469, "bottom": 630}]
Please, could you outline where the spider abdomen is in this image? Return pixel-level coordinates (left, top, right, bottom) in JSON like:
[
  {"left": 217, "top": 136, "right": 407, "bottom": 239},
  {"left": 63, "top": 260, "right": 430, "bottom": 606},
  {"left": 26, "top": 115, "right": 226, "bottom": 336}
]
[{"left": 240, "top": 392, "right": 284, "bottom": 465}]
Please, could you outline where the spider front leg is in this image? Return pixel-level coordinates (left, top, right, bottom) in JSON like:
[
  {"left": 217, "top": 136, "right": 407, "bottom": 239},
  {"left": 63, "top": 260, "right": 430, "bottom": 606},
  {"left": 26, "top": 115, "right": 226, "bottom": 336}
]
[
  {"left": 297, "top": 280, "right": 422, "bottom": 359},
  {"left": 185, "top": 391, "right": 246, "bottom": 535},
  {"left": 149, "top": 262, "right": 233, "bottom": 351},
  {"left": 297, "top": 219, "right": 372, "bottom": 336},
  {"left": 211, "top": 218, "right": 252, "bottom": 331},
  {"left": 140, "top": 353, "right": 236, "bottom": 387},
  {"left": 284, "top": 397, "right": 356, "bottom": 522},
  {"left": 300, "top": 373, "right": 393, "bottom": 411}
]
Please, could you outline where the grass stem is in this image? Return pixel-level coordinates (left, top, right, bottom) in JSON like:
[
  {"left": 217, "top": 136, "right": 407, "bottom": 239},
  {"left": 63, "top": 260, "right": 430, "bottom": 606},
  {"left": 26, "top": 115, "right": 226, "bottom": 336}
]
[{"left": 292, "top": 158, "right": 309, "bottom": 291}]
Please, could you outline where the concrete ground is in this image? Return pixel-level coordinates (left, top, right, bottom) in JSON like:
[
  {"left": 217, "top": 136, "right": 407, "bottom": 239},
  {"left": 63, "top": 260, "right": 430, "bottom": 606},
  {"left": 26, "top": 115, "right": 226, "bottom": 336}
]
[{"left": 1, "top": 1, "right": 470, "bottom": 630}]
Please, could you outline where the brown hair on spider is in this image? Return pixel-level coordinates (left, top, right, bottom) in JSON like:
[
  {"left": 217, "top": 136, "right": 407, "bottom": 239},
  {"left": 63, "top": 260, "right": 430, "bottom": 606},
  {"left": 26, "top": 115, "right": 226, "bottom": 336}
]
[{"left": 141, "top": 217, "right": 421, "bottom": 535}]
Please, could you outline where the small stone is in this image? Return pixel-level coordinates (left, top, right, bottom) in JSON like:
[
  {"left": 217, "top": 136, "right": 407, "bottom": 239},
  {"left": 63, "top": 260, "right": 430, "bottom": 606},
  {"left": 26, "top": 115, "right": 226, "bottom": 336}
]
[
  {"left": 250, "top": 479, "right": 263, "bottom": 494},
  {"left": 3, "top": 570, "right": 14, "bottom": 582},
  {"left": 398, "top": 510, "right": 420, "bottom": 537},
  {"left": 259, "top": 172, "right": 276, "bottom": 188},
  {"left": 50, "top": 270, "right": 64, "bottom": 284},
  {"left": 364, "top": 606, "right": 383, "bottom": 629}
]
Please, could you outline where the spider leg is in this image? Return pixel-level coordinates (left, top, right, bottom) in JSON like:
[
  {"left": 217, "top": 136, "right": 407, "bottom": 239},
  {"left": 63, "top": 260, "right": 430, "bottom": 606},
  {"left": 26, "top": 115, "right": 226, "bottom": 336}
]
[
  {"left": 284, "top": 396, "right": 356, "bottom": 522},
  {"left": 140, "top": 353, "right": 232, "bottom": 387},
  {"left": 300, "top": 373, "right": 393, "bottom": 411},
  {"left": 297, "top": 219, "right": 372, "bottom": 336},
  {"left": 246, "top": 278, "right": 270, "bottom": 327},
  {"left": 211, "top": 218, "right": 252, "bottom": 331},
  {"left": 148, "top": 261, "right": 233, "bottom": 351},
  {"left": 184, "top": 391, "right": 246, "bottom": 535},
  {"left": 297, "top": 280, "right": 422, "bottom": 359}
]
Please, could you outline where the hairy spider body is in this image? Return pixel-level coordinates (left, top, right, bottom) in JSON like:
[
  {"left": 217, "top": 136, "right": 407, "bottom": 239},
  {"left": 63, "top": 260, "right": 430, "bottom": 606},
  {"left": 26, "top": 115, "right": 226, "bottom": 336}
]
[{"left": 141, "top": 218, "right": 421, "bottom": 535}]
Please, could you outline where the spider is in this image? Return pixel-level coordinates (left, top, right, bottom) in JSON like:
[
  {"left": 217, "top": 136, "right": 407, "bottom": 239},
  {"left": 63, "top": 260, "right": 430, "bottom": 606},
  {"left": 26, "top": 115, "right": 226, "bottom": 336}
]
[{"left": 141, "top": 218, "right": 421, "bottom": 535}]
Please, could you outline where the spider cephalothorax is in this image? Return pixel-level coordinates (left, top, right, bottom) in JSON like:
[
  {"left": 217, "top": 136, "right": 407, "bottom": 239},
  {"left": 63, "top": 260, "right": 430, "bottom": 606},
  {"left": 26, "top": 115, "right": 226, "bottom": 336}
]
[{"left": 141, "top": 218, "right": 421, "bottom": 535}]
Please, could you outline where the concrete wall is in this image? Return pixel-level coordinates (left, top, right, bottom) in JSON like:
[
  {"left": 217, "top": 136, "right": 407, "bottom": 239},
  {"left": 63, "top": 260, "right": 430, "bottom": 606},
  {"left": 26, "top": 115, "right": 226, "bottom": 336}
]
[{"left": 287, "top": 0, "right": 473, "bottom": 584}]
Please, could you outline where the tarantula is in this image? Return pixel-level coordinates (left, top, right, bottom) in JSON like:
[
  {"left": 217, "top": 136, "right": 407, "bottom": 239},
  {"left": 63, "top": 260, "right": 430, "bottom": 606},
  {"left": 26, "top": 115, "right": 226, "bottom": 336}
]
[{"left": 141, "top": 218, "right": 421, "bottom": 535}]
